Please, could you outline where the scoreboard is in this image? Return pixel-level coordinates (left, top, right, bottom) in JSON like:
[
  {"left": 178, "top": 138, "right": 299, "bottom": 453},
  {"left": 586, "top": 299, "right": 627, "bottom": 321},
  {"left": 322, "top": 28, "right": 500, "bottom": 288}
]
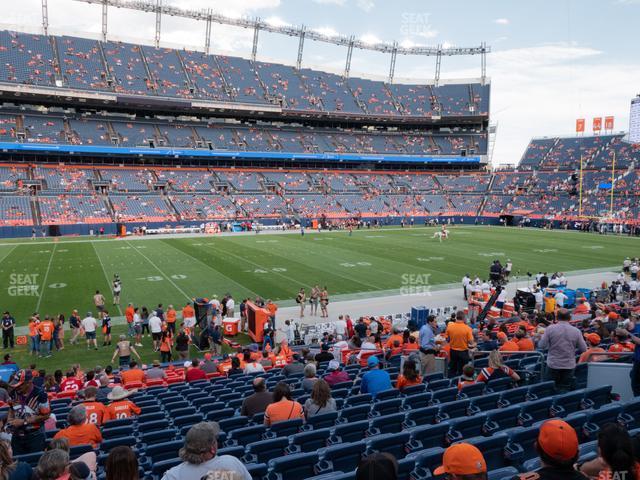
[{"left": 630, "top": 96, "right": 640, "bottom": 144}]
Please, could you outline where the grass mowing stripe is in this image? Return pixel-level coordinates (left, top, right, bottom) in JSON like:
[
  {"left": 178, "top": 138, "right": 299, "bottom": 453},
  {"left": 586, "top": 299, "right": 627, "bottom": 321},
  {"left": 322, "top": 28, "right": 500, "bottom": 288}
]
[
  {"left": 35, "top": 243, "right": 56, "bottom": 312},
  {"left": 91, "top": 241, "right": 123, "bottom": 316},
  {"left": 159, "top": 240, "right": 262, "bottom": 299},
  {"left": 124, "top": 240, "right": 191, "bottom": 301}
]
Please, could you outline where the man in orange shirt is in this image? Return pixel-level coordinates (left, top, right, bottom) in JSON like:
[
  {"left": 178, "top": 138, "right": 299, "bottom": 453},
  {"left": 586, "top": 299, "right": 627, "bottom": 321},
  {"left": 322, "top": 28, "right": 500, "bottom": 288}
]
[
  {"left": 182, "top": 302, "right": 196, "bottom": 329},
  {"left": 37, "top": 315, "right": 54, "bottom": 358},
  {"left": 120, "top": 361, "right": 145, "bottom": 386},
  {"left": 445, "top": 311, "right": 476, "bottom": 376},
  {"left": 497, "top": 332, "right": 519, "bottom": 354},
  {"left": 608, "top": 328, "right": 634, "bottom": 360},
  {"left": 266, "top": 299, "right": 278, "bottom": 331},
  {"left": 54, "top": 405, "right": 102, "bottom": 448},
  {"left": 514, "top": 330, "right": 535, "bottom": 352},
  {"left": 385, "top": 327, "right": 404, "bottom": 349},
  {"left": 166, "top": 305, "right": 177, "bottom": 334},
  {"left": 104, "top": 386, "right": 141, "bottom": 421},
  {"left": 28, "top": 316, "right": 40, "bottom": 356},
  {"left": 82, "top": 387, "right": 107, "bottom": 426},
  {"left": 579, "top": 333, "right": 607, "bottom": 363},
  {"left": 125, "top": 303, "right": 135, "bottom": 337}
]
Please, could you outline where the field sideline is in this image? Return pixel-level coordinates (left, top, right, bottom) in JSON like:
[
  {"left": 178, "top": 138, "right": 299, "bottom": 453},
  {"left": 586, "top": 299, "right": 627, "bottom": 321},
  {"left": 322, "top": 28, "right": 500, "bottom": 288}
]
[{"left": 0, "top": 225, "right": 637, "bottom": 370}]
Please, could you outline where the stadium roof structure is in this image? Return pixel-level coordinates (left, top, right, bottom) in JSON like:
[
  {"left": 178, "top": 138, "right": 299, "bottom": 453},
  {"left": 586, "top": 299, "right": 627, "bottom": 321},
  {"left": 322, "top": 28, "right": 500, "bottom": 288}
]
[{"left": 68, "top": 0, "right": 490, "bottom": 84}]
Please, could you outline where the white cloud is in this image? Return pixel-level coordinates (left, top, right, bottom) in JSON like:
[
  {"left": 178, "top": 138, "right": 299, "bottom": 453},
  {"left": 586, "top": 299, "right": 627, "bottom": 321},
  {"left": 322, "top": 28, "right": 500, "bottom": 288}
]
[
  {"left": 356, "top": 0, "right": 375, "bottom": 12},
  {"left": 264, "top": 16, "right": 290, "bottom": 27},
  {"left": 312, "top": 0, "right": 346, "bottom": 4},
  {"left": 494, "top": 18, "right": 510, "bottom": 25},
  {"left": 360, "top": 33, "right": 382, "bottom": 45},
  {"left": 312, "top": 26, "right": 340, "bottom": 37}
]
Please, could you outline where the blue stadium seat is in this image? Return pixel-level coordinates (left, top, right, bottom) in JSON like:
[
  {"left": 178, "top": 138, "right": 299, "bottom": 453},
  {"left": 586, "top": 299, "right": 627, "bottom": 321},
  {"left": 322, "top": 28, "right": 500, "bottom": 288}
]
[
  {"left": 466, "top": 434, "right": 509, "bottom": 470},
  {"left": 367, "top": 412, "right": 405, "bottom": 435},
  {"left": 402, "top": 384, "right": 427, "bottom": 396},
  {"left": 141, "top": 428, "right": 178, "bottom": 446},
  {"left": 431, "top": 387, "right": 459, "bottom": 405},
  {"left": 246, "top": 463, "right": 269, "bottom": 480},
  {"left": 374, "top": 388, "right": 401, "bottom": 401},
  {"left": 316, "top": 440, "right": 367, "bottom": 475},
  {"left": 218, "top": 416, "right": 249, "bottom": 432},
  {"left": 406, "top": 422, "right": 450, "bottom": 452},
  {"left": 550, "top": 391, "right": 585, "bottom": 417},
  {"left": 459, "top": 383, "right": 485, "bottom": 399},
  {"left": 468, "top": 392, "right": 501, "bottom": 414},
  {"left": 329, "top": 420, "right": 370, "bottom": 445},
  {"left": 486, "top": 377, "right": 513, "bottom": 393},
  {"left": 150, "top": 457, "right": 181, "bottom": 478},
  {"left": 173, "top": 413, "right": 204, "bottom": 428},
  {"left": 243, "top": 437, "right": 289, "bottom": 464},
  {"left": 205, "top": 408, "right": 234, "bottom": 422},
  {"left": 407, "top": 446, "right": 445, "bottom": 480},
  {"left": 338, "top": 404, "right": 370, "bottom": 423},
  {"left": 370, "top": 398, "right": 403, "bottom": 417},
  {"left": 436, "top": 399, "right": 470, "bottom": 422},
  {"left": 483, "top": 405, "right": 523, "bottom": 434},
  {"left": 505, "top": 427, "right": 540, "bottom": 465},
  {"left": 366, "top": 431, "right": 411, "bottom": 459},
  {"left": 620, "top": 398, "right": 640, "bottom": 428},
  {"left": 302, "top": 411, "right": 338, "bottom": 431},
  {"left": 144, "top": 439, "right": 184, "bottom": 463},
  {"left": 225, "top": 425, "right": 267, "bottom": 446},
  {"left": 428, "top": 379, "right": 452, "bottom": 391},
  {"left": 447, "top": 414, "right": 488, "bottom": 443},
  {"left": 102, "top": 425, "right": 134, "bottom": 439},
  {"left": 582, "top": 404, "right": 623, "bottom": 439},
  {"left": 286, "top": 428, "right": 332, "bottom": 453},
  {"left": 526, "top": 381, "right": 556, "bottom": 401},
  {"left": 498, "top": 386, "right": 529, "bottom": 407},
  {"left": 488, "top": 466, "right": 520, "bottom": 480},
  {"left": 403, "top": 405, "right": 439, "bottom": 429},
  {"left": 582, "top": 385, "right": 613, "bottom": 409},
  {"left": 101, "top": 435, "right": 136, "bottom": 451},
  {"left": 267, "top": 418, "right": 303, "bottom": 438},
  {"left": 267, "top": 452, "right": 319, "bottom": 480},
  {"left": 403, "top": 392, "right": 432, "bottom": 410},
  {"left": 519, "top": 398, "right": 553, "bottom": 426},
  {"left": 344, "top": 393, "right": 372, "bottom": 407}
]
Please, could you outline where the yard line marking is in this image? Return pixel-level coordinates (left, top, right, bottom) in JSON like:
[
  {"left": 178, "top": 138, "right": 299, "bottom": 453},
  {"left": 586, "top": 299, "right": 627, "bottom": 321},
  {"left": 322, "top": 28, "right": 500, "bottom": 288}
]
[
  {"left": 124, "top": 240, "right": 191, "bottom": 301},
  {"left": 0, "top": 245, "right": 18, "bottom": 266},
  {"left": 91, "top": 242, "right": 123, "bottom": 316},
  {"left": 160, "top": 241, "right": 261, "bottom": 299},
  {"left": 35, "top": 243, "right": 57, "bottom": 312}
]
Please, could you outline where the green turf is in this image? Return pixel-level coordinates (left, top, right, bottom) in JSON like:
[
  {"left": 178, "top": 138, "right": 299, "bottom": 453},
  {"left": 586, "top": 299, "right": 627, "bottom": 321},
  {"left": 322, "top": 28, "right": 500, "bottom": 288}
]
[{"left": 0, "top": 226, "right": 638, "bottom": 371}]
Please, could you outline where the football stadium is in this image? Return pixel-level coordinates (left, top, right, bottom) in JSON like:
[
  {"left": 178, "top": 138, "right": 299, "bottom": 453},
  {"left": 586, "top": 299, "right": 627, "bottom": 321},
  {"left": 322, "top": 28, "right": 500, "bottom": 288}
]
[{"left": 0, "top": 0, "right": 639, "bottom": 479}]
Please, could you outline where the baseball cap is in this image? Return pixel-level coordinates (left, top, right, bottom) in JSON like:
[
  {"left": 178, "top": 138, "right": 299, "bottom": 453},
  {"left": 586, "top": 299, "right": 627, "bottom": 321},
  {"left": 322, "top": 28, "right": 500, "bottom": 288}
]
[
  {"left": 367, "top": 356, "right": 379, "bottom": 367},
  {"left": 204, "top": 353, "right": 212, "bottom": 361},
  {"left": 328, "top": 360, "right": 340, "bottom": 371},
  {"left": 181, "top": 422, "right": 220, "bottom": 457},
  {"left": 537, "top": 420, "right": 579, "bottom": 462},
  {"left": 608, "top": 311, "right": 620, "bottom": 321},
  {"left": 584, "top": 333, "right": 601, "bottom": 346},
  {"left": 9, "top": 370, "right": 32, "bottom": 388},
  {"left": 183, "top": 361, "right": 192, "bottom": 368},
  {"left": 433, "top": 443, "right": 487, "bottom": 476}
]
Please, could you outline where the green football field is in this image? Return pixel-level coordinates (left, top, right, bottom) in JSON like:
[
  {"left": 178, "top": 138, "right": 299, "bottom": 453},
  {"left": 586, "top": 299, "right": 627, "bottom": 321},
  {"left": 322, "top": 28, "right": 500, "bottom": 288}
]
[{"left": 0, "top": 225, "right": 638, "bottom": 371}]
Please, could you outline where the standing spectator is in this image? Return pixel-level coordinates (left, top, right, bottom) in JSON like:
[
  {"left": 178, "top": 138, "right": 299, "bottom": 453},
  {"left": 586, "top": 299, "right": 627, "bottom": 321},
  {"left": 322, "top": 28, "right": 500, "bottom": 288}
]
[
  {"left": 101, "top": 311, "right": 112, "bottom": 347},
  {"left": 419, "top": 315, "right": 439, "bottom": 376},
  {"left": 28, "top": 316, "right": 39, "bottom": 356},
  {"left": 159, "top": 330, "right": 173, "bottom": 363},
  {"left": 295, "top": 288, "right": 306, "bottom": 319},
  {"left": 310, "top": 286, "right": 320, "bottom": 317},
  {"left": 175, "top": 326, "right": 190, "bottom": 360},
  {"left": 37, "top": 316, "right": 54, "bottom": 358},
  {"left": 304, "top": 380, "right": 336, "bottom": 419},
  {"left": 165, "top": 305, "right": 177, "bottom": 335},
  {"left": 148, "top": 311, "right": 163, "bottom": 351},
  {"left": 395, "top": 358, "right": 422, "bottom": 391},
  {"left": 354, "top": 318, "right": 368, "bottom": 339},
  {"left": 7, "top": 370, "right": 50, "bottom": 455},
  {"left": 323, "top": 360, "right": 350, "bottom": 387},
  {"left": 53, "top": 406, "right": 102, "bottom": 448},
  {"left": 161, "top": 422, "right": 250, "bottom": 480},
  {"left": 132, "top": 308, "right": 143, "bottom": 347},
  {"left": 106, "top": 445, "right": 138, "bottom": 480},
  {"left": 111, "top": 335, "right": 141, "bottom": 368},
  {"left": 81, "top": 312, "right": 98, "bottom": 351},
  {"left": 93, "top": 290, "right": 105, "bottom": 313},
  {"left": 226, "top": 295, "right": 235, "bottom": 318},
  {"left": 240, "top": 378, "right": 273, "bottom": 418},
  {"left": 125, "top": 303, "right": 135, "bottom": 338},
  {"left": 359, "top": 356, "right": 391, "bottom": 399},
  {"left": 2, "top": 312, "right": 15, "bottom": 349},
  {"left": 0, "top": 439, "right": 32, "bottom": 479},
  {"left": 518, "top": 419, "right": 586, "bottom": 480},
  {"left": 68, "top": 310, "right": 81, "bottom": 345},
  {"left": 243, "top": 353, "right": 265, "bottom": 375},
  {"left": 112, "top": 275, "right": 121, "bottom": 307},
  {"left": 462, "top": 274, "right": 471, "bottom": 300},
  {"left": 182, "top": 302, "right": 196, "bottom": 330},
  {"left": 538, "top": 309, "right": 587, "bottom": 393},
  {"left": 53, "top": 313, "right": 64, "bottom": 351},
  {"left": 320, "top": 286, "right": 329, "bottom": 318},
  {"left": 264, "top": 382, "right": 304, "bottom": 426},
  {"left": 105, "top": 387, "right": 141, "bottom": 421},
  {"left": 445, "top": 310, "right": 476, "bottom": 377},
  {"left": 433, "top": 443, "right": 487, "bottom": 479}
]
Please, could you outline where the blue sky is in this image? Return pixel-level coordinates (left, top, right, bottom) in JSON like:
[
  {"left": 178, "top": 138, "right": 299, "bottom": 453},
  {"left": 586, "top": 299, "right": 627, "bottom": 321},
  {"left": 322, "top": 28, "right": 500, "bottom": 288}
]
[{"left": 4, "top": 0, "right": 640, "bottom": 165}]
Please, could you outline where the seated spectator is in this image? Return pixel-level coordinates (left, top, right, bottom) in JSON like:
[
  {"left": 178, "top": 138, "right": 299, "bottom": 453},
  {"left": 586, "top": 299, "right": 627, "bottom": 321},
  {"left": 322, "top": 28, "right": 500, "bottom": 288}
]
[
  {"left": 304, "top": 379, "right": 336, "bottom": 419},
  {"left": 240, "top": 378, "right": 273, "bottom": 418},
  {"left": 578, "top": 423, "right": 638, "bottom": 480},
  {"left": 145, "top": 360, "right": 167, "bottom": 381},
  {"left": 264, "top": 382, "right": 304, "bottom": 426},
  {"left": 120, "top": 361, "right": 144, "bottom": 385},
  {"left": 315, "top": 344, "right": 334, "bottom": 363},
  {"left": 106, "top": 445, "right": 138, "bottom": 480},
  {"left": 457, "top": 364, "right": 476, "bottom": 390},
  {"left": 186, "top": 359, "right": 207, "bottom": 382},
  {"left": 519, "top": 419, "right": 587, "bottom": 480},
  {"left": 475, "top": 351, "right": 520, "bottom": 384},
  {"left": 574, "top": 298, "right": 591, "bottom": 314},
  {"left": 200, "top": 353, "right": 219, "bottom": 374},
  {"left": 323, "top": 360, "right": 350, "bottom": 387},
  {"left": 47, "top": 437, "right": 96, "bottom": 478},
  {"left": 609, "top": 329, "right": 634, "bottom": 360},
  {"left": 282, "top": 354, "right": 305, "bottom": 376},
  {"left": 385, "top": 327, "right": 404, "bottom": 349},
  {"left": 578, "top": 333, "right": 607, "bottom": 363},
  {"left": 95, "top": 375, "right": 112, "bottom": 403},
  {"left": 0, "top": 439, "right": 32, "bottom": 480},
  {"left": 243, "top": 353, "right": 265, "bottom": 375},
  {"left": 358, "top": 335, "right": 378, "bottom": 360},
  {"left": 259, "top": 351, "right": 273, "bottom": 367},
  {"left": 359, "top": 356, "right": 391, "bottom": 399},
  {"left": 161, "top": 422, "right": 251, "bottom": 480},
  {"left": 226, "top": 357, "right": 243, "bottom": 377},
  {"left": 515, "top": 329, "right": 535, "bottom": 351},
  {"left": 81, "top": 386, "right": 107, "bottom": 426},
  {"left": 53, "top": 405, "right": 102, "bottom": 448},
  {"left": 395, "top": 358, "right": 422, "bottom": 391},
  {"left": 497, "top": 332, "right": 519, "bottom": 353},
  {"left": 105, "top": 386, "right": 141, "bottom": 421},
  {"left": 356, "top": 452, "right": 398, "bottom": 480},
  {"left": 302, "top": 364, "right": 318, "bottom": 393},
  {"left": 477, "top": 330, "right": 498, "bottom": 351},
  {"left": 35, "top": 449, "right": 71, "bottom": 480},
  {"left": 433, "top": 442, "right": 487, "bottom": 479}
]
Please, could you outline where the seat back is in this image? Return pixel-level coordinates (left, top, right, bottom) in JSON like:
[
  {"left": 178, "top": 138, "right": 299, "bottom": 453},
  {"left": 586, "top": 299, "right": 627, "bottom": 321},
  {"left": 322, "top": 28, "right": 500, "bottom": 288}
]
[
  {"left": 318, "top": 440, "right": 367, "bottom": 473},
  {"left": 268, "top": 452, "right": 319, "bottom": 480},
  {"left": 290, "top": 428, "right": 332, "bottom": 452},
  {"left": 245, "top": 437, "right": 289, "bottom": 463},
  {"left": 269, "top": 418, "right": 303, "bottom": 437}
]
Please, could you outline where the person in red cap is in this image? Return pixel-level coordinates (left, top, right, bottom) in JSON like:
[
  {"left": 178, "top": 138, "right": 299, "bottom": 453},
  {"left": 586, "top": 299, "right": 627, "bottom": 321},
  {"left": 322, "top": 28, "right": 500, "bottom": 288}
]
[
  {"left": 578, "top": 333, "right": 607, "bottom": 363},
  {"left": 517, "top": 419, "right": 587, "bottom": 480},
  {"left": 433, "top": 442, "right": 487, "bottom": 479}
]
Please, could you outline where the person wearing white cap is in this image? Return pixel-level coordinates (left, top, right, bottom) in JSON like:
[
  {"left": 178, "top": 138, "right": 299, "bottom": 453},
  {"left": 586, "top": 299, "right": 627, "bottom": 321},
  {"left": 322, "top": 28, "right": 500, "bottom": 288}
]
[
  {"left": 104, "top": 387, "right": 140, "bottom": 421},
  {"left": 81, "top": 312, "right": 98, "bottom": 350}
]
